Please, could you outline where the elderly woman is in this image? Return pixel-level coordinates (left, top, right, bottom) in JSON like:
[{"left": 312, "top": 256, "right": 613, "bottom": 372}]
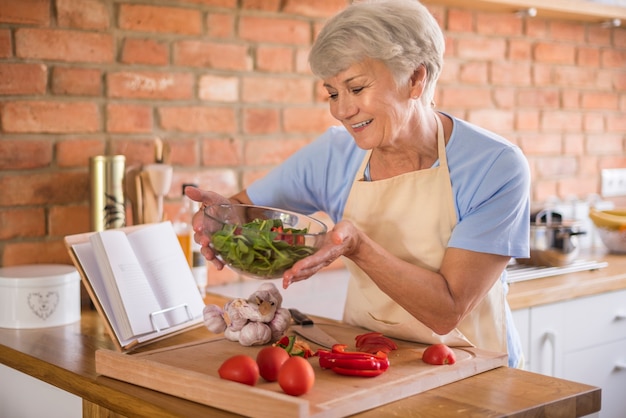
[{"left": 188, "top": 0, "right": 530, "bottom": 367}]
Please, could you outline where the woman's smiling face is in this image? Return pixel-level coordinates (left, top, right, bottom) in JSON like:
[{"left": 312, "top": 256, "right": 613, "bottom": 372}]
[{"left": 323, "top": 58, "right": 417, "bottom": 150}]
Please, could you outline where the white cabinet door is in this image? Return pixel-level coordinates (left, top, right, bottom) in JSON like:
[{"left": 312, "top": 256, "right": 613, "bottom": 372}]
[{"left": 511, "top": 308, "right": 530, "bottom": 370}]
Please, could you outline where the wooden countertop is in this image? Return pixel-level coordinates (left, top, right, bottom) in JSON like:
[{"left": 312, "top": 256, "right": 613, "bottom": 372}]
[
  {"left": 0, "top": 293, "right": 603, "bottom": 417},
  {"left": 507, "top": 252, "right": 626, "bottom": 310}
]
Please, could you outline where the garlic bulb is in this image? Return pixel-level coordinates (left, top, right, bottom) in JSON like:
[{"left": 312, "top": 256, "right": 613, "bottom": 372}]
[
  {"left": 203, "top": 304, "right": 227, "bottom": 334},
  {"left": 238, "top": 322, "right": 272, "bottom": 346}
]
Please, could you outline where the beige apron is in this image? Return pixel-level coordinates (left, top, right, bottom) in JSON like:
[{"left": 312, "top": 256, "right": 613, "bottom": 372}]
[{"left": 342, "top": 114, "right": 507, "bottom": 353}]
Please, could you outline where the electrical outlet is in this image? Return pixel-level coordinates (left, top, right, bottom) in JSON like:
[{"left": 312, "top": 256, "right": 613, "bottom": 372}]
[{"left": 601, "top": 168, "right": 626, "bottom": 197}]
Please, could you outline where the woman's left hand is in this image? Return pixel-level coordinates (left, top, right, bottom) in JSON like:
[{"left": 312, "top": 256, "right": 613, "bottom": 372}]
[{"left": 282, "top": 220, "right": 360, "bottom": 288}]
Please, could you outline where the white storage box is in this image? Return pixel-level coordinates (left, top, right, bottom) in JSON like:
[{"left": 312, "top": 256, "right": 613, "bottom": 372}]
[{"left": 0, "top": 264, "right": 81, "bottom": 329}]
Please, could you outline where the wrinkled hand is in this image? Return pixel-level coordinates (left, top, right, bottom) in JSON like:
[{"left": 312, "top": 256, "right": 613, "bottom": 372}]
[
  {"left": 282, "top": 220, "right": 360, "bottom": 289},
  {"left": 184, "top": 186, "right": 230, "bottom": 270}
]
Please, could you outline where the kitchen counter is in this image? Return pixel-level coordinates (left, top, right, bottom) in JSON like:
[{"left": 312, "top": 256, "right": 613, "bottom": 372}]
[
  {"left": 0, "top": 302, "right": 601, "bottom": 417},
  {"left": 4, "top": 251, "right": 625, "bottom": 417}
]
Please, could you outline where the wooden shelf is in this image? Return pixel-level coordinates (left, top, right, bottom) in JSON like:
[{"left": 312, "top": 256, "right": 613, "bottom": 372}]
[{"left": 424, "top": 0, "right": 626, "bottom": 23}]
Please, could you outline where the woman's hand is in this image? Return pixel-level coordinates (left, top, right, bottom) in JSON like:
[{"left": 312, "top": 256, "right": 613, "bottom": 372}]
[
  {"left": 184, "top": 186, "right": 231, "bottom": 270},
  {"left": 282, "top": 220, "right": 360, "bottom": 288}
]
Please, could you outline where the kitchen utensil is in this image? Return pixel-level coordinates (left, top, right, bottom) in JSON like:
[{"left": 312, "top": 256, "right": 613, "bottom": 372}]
[
  {"left": 144, "top": 163, "right": 173, "bottom": 222},
  {"left": 203, "top": 204, "right": 327, "bottom": 279},
  {"left": 518, "top": 209, "right": 586, "bottom": 267},
  {"left": 288, "top": 308, "right": 339, "bottom": 348}
]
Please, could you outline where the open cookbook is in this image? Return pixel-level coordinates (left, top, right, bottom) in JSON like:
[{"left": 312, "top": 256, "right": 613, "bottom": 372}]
[{"left": 64, "top": 222, "right": 206, "bottom": 352}]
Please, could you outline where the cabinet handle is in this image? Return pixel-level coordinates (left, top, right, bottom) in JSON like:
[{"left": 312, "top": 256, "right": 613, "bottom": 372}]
[
  {"left": 615, "top": 363, "right": 626, "bottom": 371},
  {"left": 615, "top": 312, "right": 626, "bottom": 321},
  {"left": 541, "top": 331, "right": 557, "bottom": 376}
]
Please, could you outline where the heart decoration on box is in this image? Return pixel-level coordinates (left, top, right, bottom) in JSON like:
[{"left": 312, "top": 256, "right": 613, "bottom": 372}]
[{"left": 27, "top": 291, "right": 60, "bottom": 320}]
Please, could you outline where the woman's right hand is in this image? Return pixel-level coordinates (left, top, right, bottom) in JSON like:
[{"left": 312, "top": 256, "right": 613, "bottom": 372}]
[{"left": 184, "top": 186, "right": 231, "bottom": 270}]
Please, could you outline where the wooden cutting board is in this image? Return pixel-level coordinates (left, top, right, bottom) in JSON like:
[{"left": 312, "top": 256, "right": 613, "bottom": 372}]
[{"left": 95, "top": 322, "right": 507, "bottom": 417}]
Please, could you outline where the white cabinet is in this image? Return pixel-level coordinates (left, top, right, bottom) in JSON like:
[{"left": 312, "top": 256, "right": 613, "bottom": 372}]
[{"left": 513, "top": 289, "right": 626, "bottom": 418}]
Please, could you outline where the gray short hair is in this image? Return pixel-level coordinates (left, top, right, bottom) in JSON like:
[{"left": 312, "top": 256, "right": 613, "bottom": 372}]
[{"left": 309, "top": 0, "right": 444, "bottom": 106}]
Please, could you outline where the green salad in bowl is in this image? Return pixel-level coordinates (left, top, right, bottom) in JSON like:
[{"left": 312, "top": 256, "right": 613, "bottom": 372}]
[{"left": 203, "top": 204, "right": 328, "bottom": 279}]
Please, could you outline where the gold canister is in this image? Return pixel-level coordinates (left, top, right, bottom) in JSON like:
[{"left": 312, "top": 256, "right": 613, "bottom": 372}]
[{"left": 89, "top": 155, "right": 126, "bottom": 231}]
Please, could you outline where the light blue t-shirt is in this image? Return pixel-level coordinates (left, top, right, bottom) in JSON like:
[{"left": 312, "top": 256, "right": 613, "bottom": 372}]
[{"left": 247, "top": 113, "right": 530, "bottom": 367}]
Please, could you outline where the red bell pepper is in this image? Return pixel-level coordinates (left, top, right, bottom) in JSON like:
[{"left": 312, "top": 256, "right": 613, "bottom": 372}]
[{"left": 316, "top": 344, "right": 390, "bottom": 377}]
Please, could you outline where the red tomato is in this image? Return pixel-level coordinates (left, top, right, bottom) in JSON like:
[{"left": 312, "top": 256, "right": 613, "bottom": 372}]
[
  {"left": 218, "top": 354, "right": 259, "bottom": 386},
  {"left": 256, "top": 346, "right": 290, "bottom": 382},
  {"left": 422, "top": 343, "right": 456, "bottom": 365},
  {"left": 278, "top": 356, "right": 315, "bottom": 396}
]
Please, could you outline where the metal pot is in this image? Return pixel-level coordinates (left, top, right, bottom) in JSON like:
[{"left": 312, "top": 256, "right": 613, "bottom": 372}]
[{"left": 518, "top": 210, "right": 586, "bottom": 267}]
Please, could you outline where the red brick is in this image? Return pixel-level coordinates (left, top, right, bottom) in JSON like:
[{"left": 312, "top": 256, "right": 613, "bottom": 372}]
[
  {"left": 532, "top": 64, "right": 552, "bottom": 86},
  {"left": 15, "top": 28, "right": 114, "bottom": 63},
  {"left": 239, "top": 16, "right": 311, "bottom": 45},
  {"left": 558, "top": 177, "right": 597, "bottom": 198},
  {"left": 607, "top": 112, "right": 626, "bottom": 132},
  {"left": 476, "top": 12, "right": 522, "bottom": 36},
  {"left": 194, "top": 169, "right": 239, "bottom": 196},
  {"left": 108, "top": 139, "right": 157, "bottom": 166},
  {"left": 202, "top": 137, "right": 242, "bottom": 166},
  {"left": 552, "top": 66, "right": 596, "bottom": 88},
  {"left": 49, "top": 204, "right": 90, "bottom": 236},
  {"left": 173, "top": 40, "right": 250, "bottom": 71},
  {"left": 281, "top": 0, "right": 348, "bottom": 18},
  {"left": 256, "top": 46, "right": 294, "bottom": 73},
  {"left": 176, "top": 0, "right": 236, "bottom": 7},
  {"left": 493, "top": 87, "right": 515, "bottom": 109},
  {"left": 581, "top": 91, "right": 619, "bottom": 110},
  {"left": 107, "top": 71, "right": 193, "bottom": 100},
  {"left": 458, "top": 61, "right": 489, "bottom": 85},
  {"left": 0, "top": 29, "right": 12, "bottom": 58},
  {"left": 2, "top": 240, "right": 72, "bottom": 266},
  {"left": 242, "top": 0, "right": 280, "bottom": 11},
  {"left": 583, "top": 112, "right": 605, "bottom": 132},
  {"left": 206, "top": 13, "right": 235, "bottom": 38},
  {"left": 509, "top": 39, "right": 532, "bottom": 61},
  {"left": 534, "top": 42, "right": 576, "bottom": 64},
  {"left": 515, "top": 110, "right": 540, "bottom": 131},
  {"left": 577, "top": 46, "right": 600, "bottom": 67},
  {"left": 244, "top": 137, "right": 310, "bottom": 165},
  {"left": 438, "top": 87, "right": 492, "bottom": 108},
  {"left": 0, "top": 171, "right": 88, "bottom": 206},
  {"left": 614, "top": 27, "right": 626, "bottom": 48},
  {"left": 601, "top": 49, "right": 626, "bottom": 68},
  {"left": 2, "top": 101, "right": 100, "bottom": 133},
  {"left": 549, "top": 21, "right": 585, "bottom": 42},
  {"left": 121, "top": 38, "right": 169, "bottom": 66},
  {"left": 532, "top": 179, "right": 558, "bottom": 203},
  {"left": 541, "top": 111, "right": 583, "bottom": 132},
  {"left": 0, "top": 139, "right": 52, "bottom": 170},
  {"left": 283, "top": 107, "right": 337, "bottom": 133},
  {"left": 525, "top": 19, "right": 549, "bottom": 38},
  {"left": 295, "top": 47, "right": 311, "bottom": 74},
  {"left": 563, "top": 133, "right": 584, "bottom": 155},
  {"left": 517, "top": 89, "right": 559, "bottom": 108},
  {"left": 198, "top": 74, "right": 238, "bottom": 102},
  {"left": 519, "top": 133, "right": 562, "bottom": 155},
  {"left": 466, "top": 109, "right": 514, "bottom": 133},
  {"left": 455, "top": 37, "right": 506, "bottom": 60},
  {"left": 242, "top": 76, "right": 312, "bottom": 103},
  {"left": 0, "top": 0, "right": 50, "bottom": 26},
  {"left": 535, "top": 156, "right": 577, "bottom": 177},
  {"left": 0, "top": 63, "right": 46, "bottom": 95},
  {"left": 118, "top": 4, "right": 202, "bottom": 35},
  {"left": 158, "top": 106, "right": 237, "bottom": 133},
  {"left": 243, "top": 108, "right": 280, "bottom": 134},
  {"left": 561, "top": 90, "right": 581, "bottom": 110},
  {"left": 587, "top": 25, "right": 613, "bottom": 46},
  {"left": 491, "top": 62, "right": 531, "bottom": 86},
  {"left": 447, "top": 9, "right": 473, "bottom": 32},
  {"left": 0, "top": 208, "right": 46, "bottom": 240},
  {"left": 164, "top": 138, "right": 199, "bottom": 166},
  {"left": 56, "top": 0, "right": 110, "bottom": 30},
  {"left": 594, "top": 131, "right": 625, "bottom": 161},
  {"left": 106, "top": 104, "right": 153, "bottom": 133},
  {"left": 55, "top": 138, "right": 105, "bottom": 168},
  {"left": 51, "top": 67, "right": 102, "bottom": 96}
]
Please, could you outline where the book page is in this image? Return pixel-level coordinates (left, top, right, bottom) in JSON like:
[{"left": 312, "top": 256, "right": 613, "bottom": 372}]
[
  {"left": 90, "top": 230, "right": 168, "bottom": 337},
  {"left": 127, "top": 222, "right": 205, "bottom": 327}
]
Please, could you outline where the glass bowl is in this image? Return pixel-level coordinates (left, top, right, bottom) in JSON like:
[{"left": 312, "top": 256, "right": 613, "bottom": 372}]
[
  {"left": 597, "top": 227, "right": 626, "bottom": 254},
  {"left": 203, "top": 204, "right": 328, "bottom": 279}
]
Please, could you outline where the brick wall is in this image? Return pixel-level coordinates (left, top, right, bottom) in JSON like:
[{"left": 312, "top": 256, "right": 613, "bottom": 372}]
[{"left": 1, "top": 0, "right": 625, "bottom": 284}]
